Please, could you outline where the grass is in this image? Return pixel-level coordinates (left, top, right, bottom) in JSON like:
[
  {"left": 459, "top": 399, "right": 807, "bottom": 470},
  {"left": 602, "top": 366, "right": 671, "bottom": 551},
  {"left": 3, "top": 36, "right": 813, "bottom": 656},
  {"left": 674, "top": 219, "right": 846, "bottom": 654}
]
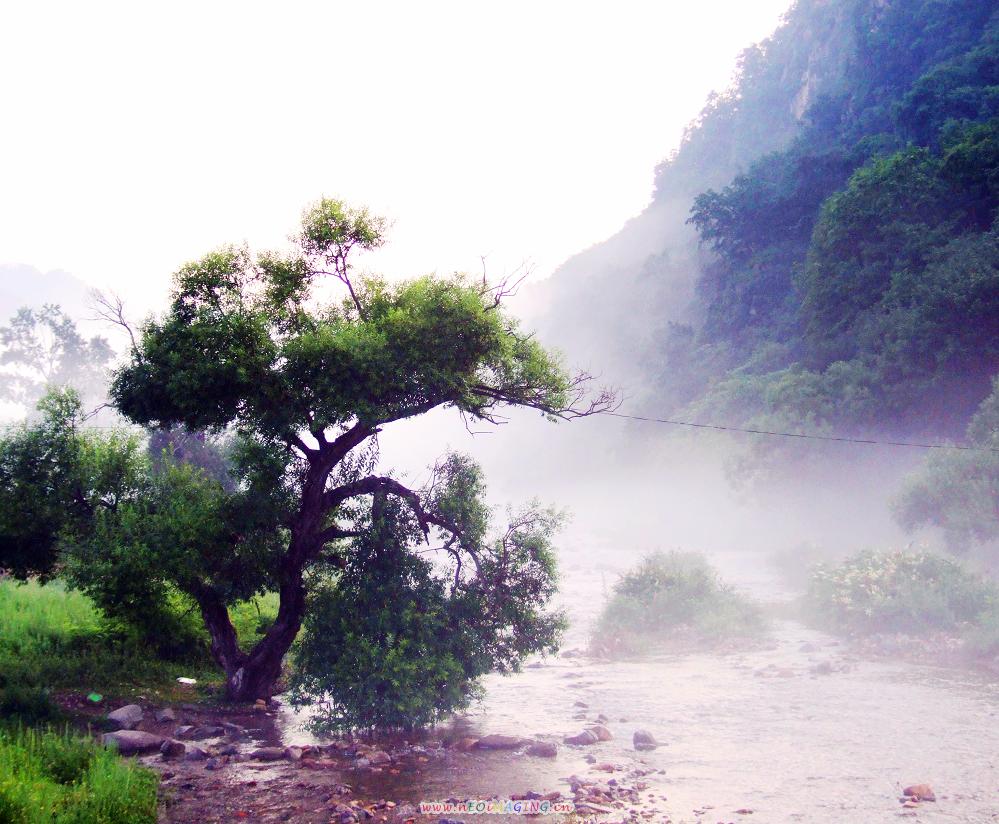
[
  {"left": 590, "top": 551, "right": 768, "bottom": 656},
  {"left": 0, "top": 578, "right": 280, "bottom": 720},
  {"left": 0, "top": 726, "right": 158, "bottom": 823}
]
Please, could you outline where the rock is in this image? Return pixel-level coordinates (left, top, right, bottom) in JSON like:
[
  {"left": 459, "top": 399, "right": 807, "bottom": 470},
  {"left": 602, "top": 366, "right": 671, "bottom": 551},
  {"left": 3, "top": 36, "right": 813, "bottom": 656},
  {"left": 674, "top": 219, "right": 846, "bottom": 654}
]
[
  {"left": 810, "top": 661, "right": 834, "bottom": 675},
  {"left": 285, "top": 746, "right": 303, "bottom": 761},
  {"left": 354, "top": 757, "right": 371, "bottom": 768},
  {"left": 596, "top": 713, "right": 609, "bottom": 724},
  {"left": 633, "top": 729, "right": 659, "bottom": 751},
  {"left": 254, "top": 699, "right": 268, "bottom": 711},
  {"left": 453, "top": 737, "right": 478, "bottom": 752},
  {"left": 154, "top": 708, "right": 176, "bottom": 723},
  {"left": 438, "top": 819, "right": 466, "bottom": 824},
  {"left": 102, "top": 730, "right": 164, "bottom": 755},
  {"left": 222, "top": 721, "right": 247, "bottom": 736},
  {"left": 564, "top": 729, "right": 599, "bottom": 746},
  {"left": 174, "top": 725, "right": 194, "bottom": 738},
  {"left": 587, "top": 725, "right": 613, "bottom": 741},
  {"left": 184, "top": 746, "right": 208, "bottom": 761},
  {"left": 183, "top": 725, "right": 224, "bottom": 740},
  {"left": 367, "top": 750, "right": 391, "bottom": 765},
  {"left": 395, "top": 804, "right": 417, "bottom": 818},
  {"left": 106, "top": 704, "right": 144, "bottom": 731},
  {"left": 473, "top": 734, "right": 528, "bottom": 750},
  {"left": 902, "top": 784, "right": 936, "bottom": 802},
  {"left": 159, "top": 739, "right": 186, "bottom": 759},
  {"left": 573, "top": 701, "right": 588, "bottom": 708},
  {"left": 527, "top": 741, "right": 558, "bottom": 758},
  {"left": 204, "top": 756, "right": 225, "bottom": 770},
  {"left": 218, "top": 744, "right": 239, "bottom": 756},
  {"left": 251, "top": 746, "right": 288, "bottom": 761}
]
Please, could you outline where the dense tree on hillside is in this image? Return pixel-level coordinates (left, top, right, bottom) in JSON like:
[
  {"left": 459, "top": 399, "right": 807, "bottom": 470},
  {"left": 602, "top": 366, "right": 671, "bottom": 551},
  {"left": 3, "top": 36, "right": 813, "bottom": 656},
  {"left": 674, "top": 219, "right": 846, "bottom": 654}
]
[
  {"left": 652, "top": 3, "right": 999, "bottom": 452},
  {"left": 0, "top": 199, "right": 612, "bottom": 702}
]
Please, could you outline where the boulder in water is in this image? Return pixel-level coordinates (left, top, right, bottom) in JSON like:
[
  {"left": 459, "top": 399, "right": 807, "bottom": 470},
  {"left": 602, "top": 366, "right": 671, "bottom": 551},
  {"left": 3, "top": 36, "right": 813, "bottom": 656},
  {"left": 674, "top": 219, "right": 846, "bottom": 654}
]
[
  {"left": 902, "top": 784, "right": 936, "bottom": 802},
  {"left": 564, "top": 729, "right": 599, "bottom": 745},
  {"left": 633, "top": 729, "right": 659, "bottom": 751},
  {"left": 588, "top": 725, "right": 613, "bottom": 741},
  {"left": 527, "top": 741, "right": 558, "bottom": 758}
]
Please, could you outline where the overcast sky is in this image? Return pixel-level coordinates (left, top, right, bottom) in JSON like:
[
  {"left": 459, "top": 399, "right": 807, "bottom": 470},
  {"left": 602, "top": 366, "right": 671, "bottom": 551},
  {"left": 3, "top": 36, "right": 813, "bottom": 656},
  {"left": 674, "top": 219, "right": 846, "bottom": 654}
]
[{"left": 1, "top": 1, "right": 789, "bottom": 316}]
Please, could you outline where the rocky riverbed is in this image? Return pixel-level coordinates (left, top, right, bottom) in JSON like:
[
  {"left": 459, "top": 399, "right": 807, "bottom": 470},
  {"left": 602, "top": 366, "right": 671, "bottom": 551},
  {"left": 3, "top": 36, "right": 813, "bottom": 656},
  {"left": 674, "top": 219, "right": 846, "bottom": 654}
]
[{"left": 62, "top": 613, "right": 999, "bottom": 823}]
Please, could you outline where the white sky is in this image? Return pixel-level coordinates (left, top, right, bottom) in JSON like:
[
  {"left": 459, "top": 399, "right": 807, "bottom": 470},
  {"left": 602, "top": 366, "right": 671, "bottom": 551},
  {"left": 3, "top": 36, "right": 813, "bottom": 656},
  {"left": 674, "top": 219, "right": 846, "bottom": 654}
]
[{"left": 1, "top": 1, "right": 790, "bottom": 316}]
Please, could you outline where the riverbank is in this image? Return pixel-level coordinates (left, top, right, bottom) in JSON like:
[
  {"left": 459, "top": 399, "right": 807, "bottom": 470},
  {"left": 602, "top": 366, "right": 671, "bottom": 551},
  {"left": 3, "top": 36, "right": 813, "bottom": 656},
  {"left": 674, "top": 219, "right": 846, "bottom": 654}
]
[{"left": 44, "top": 614, "right": 999, "bottom": 823}]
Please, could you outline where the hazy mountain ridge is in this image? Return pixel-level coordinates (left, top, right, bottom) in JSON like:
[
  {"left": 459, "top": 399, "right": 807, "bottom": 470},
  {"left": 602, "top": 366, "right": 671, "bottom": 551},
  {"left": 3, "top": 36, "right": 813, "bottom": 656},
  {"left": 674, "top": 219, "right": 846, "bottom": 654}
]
[{"left": 532, "top": 0, "right": 999, "bottom": 453}]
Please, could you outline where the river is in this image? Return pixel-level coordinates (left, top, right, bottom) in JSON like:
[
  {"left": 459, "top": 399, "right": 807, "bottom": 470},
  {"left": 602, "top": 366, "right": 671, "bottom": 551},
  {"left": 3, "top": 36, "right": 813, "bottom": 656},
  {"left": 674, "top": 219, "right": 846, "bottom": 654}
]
[{"left": 274, "top": 546, "right": 999, "bottom": 823}]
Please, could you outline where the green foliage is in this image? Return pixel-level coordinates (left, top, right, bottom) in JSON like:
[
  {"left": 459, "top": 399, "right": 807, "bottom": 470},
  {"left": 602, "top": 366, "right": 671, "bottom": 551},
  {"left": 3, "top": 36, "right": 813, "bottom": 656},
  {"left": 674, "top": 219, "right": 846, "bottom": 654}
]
[
  {"left": 290, "top": 489, "right": 565, "bottom": 733},
  {"left": 0, "top": 577, "right": 278, "bottom": 713},
  {"left": 804, "top": 549, "right": 997, "bottom": 635},
  {"left": 647, "top": 1, "right": 999, "bottom": 479},
  {"left": 110, "top": 198, "right": 578, "bottom": 436},
  {"left": 895, "top": 377, "right": 999, "bottom": 551},
  {"left": 590, "top": 551, "right": 767, "bottom": 656},
  {"left": 1, "top": 198, "right": 597, "bottom": 700},
  {"left": 0, "top": 727, "right": 158, "bottom": 823}
]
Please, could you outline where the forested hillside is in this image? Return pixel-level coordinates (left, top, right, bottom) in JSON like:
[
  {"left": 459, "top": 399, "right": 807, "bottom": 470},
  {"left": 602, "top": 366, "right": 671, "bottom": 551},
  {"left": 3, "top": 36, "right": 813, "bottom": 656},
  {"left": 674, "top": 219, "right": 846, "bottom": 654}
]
[{"left": 536, "top": 0, "right": 999, "bottom": 443}]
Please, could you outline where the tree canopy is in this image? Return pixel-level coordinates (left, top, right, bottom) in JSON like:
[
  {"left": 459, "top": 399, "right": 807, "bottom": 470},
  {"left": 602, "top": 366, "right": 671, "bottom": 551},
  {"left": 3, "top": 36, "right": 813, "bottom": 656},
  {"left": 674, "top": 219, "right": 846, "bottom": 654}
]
[{"left": 0, "top": 198, "right": 611, "bottom": 704}]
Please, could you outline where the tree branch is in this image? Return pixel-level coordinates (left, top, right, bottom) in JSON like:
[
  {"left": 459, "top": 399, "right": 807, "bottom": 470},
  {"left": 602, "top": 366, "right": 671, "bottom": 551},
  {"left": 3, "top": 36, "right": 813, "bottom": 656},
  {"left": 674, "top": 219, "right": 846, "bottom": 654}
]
[
  {"left": 323, "top": 474, "right": 458, "bottom": 542},
  {"left": 90, "top": 290, "right": 138, "bottom": 355}
]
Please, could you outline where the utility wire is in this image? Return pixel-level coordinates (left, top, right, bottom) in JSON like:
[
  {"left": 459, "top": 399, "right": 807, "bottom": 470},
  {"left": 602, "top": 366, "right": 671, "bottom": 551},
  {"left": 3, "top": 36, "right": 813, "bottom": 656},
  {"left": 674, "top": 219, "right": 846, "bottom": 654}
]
[{"left": 605, "top": 411, "right": 999, "bottom": 454}]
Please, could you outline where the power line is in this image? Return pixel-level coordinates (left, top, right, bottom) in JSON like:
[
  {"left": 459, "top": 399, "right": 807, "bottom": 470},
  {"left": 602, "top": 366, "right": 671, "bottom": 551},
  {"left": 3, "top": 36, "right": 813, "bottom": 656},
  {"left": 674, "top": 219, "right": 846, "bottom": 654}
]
[{"left": 605, "top": 411, "right": 999, "bottom": 454}]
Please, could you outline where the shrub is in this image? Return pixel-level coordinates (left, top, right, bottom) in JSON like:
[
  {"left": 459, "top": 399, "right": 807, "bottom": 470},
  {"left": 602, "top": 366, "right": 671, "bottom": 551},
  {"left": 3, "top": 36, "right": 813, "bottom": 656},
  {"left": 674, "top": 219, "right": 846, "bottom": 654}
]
[
  {"left": 0, "top": 727, "right": 158, "bottom": 823},
  {"left": 590, "top": 551, "right": 767, "bottom": 655},
  {"left": 290, "top": 498, "right": 565, "bottom": 733},
  {"left": 804, "top": 549, "right": 997, "bottom": 635}
]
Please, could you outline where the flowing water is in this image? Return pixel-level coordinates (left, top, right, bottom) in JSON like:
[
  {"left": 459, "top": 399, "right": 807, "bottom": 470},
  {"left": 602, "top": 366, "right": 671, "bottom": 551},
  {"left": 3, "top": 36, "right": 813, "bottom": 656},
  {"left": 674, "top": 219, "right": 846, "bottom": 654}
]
[{"left": 276, "top": 545, "right": 999, "bottom": 822}]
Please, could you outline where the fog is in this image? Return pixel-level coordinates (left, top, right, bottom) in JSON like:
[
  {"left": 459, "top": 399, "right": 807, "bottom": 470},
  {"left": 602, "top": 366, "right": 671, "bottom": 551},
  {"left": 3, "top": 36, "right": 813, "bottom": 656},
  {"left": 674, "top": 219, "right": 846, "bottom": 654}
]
[{"left": 4, "top": 1, "right": 999, "bottom": 820}]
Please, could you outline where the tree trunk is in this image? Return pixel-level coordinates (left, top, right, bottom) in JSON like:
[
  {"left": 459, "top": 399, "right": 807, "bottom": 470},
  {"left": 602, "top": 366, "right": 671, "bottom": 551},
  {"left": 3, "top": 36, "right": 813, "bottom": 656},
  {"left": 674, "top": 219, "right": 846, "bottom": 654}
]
[
  {"left": 201, "top": 464, "right": 330, "bottom": 702},
  {"left": 198, "top": 567, "right": 309, "bottom": 703}
]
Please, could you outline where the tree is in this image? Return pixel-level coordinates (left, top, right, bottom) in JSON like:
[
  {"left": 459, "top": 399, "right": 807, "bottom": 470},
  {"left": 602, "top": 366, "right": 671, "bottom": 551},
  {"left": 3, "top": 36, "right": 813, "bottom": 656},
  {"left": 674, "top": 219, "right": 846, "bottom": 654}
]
[
  {"left": 894, "top": 377, "right": 999, "bottom": 556},
  {"left": 289, "top": 482, "right": 565, "bottom": 732},
  {"left": 73, "top": 198, "right": 612, "bottom": 702},
  {"left": 0, "top": 305, "right": 113, "bottom": 411}
]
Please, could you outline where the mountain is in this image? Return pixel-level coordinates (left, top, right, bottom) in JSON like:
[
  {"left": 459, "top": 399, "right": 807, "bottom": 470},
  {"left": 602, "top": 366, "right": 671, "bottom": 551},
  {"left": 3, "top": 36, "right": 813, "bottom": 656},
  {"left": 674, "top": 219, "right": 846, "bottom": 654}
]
[{"left": 533, "top": 0, "right": 999, "bottom": 458}]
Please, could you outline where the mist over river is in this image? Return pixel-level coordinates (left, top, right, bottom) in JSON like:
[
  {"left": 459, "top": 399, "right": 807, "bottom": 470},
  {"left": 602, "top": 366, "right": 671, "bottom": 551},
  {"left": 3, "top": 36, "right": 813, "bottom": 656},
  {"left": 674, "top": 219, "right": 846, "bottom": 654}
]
[{"left": 273, "top": 539, "right": 999, "bottom": 823}]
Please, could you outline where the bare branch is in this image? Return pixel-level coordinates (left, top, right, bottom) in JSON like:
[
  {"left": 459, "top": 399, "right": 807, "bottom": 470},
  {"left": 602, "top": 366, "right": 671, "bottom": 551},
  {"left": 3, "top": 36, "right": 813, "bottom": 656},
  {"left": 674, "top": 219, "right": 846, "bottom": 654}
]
[
  {"left": 470, "top": 373, "right": 620, "bottom": 421},
  {"left": 477, "top": 261, "right": 532, "bottom": 312},
  {"left": 316, "top": 267, "right": 366, "bottom": 320},
  {"left": 90, "top": 290, "right": 138, "bottom": 354}
]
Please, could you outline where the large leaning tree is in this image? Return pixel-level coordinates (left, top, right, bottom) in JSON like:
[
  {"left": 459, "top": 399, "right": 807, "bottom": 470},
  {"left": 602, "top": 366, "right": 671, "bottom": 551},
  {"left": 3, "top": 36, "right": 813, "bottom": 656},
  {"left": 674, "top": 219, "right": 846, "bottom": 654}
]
[{"left": 84, "top": 199, "right": 612, "bottom": 701}]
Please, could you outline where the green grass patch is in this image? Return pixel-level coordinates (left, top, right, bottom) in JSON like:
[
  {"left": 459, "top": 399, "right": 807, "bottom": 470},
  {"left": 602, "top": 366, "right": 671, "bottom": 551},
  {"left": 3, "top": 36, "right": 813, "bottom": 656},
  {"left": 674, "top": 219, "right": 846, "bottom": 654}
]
[
  {"left": 0, "top": 726, "right": 158, "bottom": 823},
  {"left": 590, "top": 551, "right": 768, "bottom": 656},
  {"left": 0, "top": 579, "right": 280, "bottom": 716}
]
